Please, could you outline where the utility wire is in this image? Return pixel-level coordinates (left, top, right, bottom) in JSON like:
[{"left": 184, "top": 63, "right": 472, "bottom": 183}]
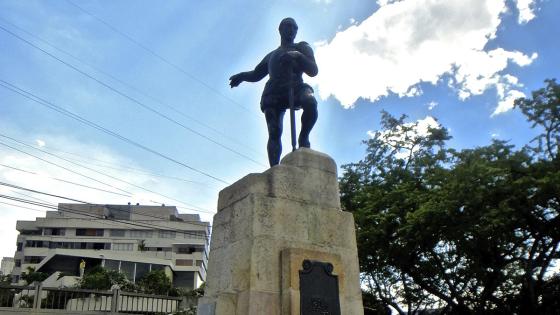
[
  {"left": 0, "top": 199, "right": 148, "bottom": 233},
  {"left": 15, "top": 139, "right": 213, "bottom": 188},
  {"left": 0, "top": 181, "right": 211, "bottom": 228},
  {"left": 6, "top": 186, "right": 212, "bottom": 229},
  {"left": 0, "top": 201, "right": 46, "bottom": 213},
  {"left": 0, "top": 24, "right": 266, "bottom": 167},
  {"left": 1, "top": 134, "right": 213, "bottom": 213},
  {"left": 0, "top": 79, "right": 230, "bottom": 185},
  {"left": 0, "top": 194, "right": 210, "bottom": 240},
  {"left": 65, "top": 0, "right": 259, "bottom": 117},
  {"left": 0, "top": 141, "right": 133, "bottom": 196},
  {"left": 0, "top": 163, "right": 132, "bottom": 198},
  {"left": 0, "top": 16, "right": 264, "bottom": 158}
]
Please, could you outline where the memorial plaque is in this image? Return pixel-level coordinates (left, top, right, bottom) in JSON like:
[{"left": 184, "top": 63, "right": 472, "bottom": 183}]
[{"left": 299, "top": 260, "right": 341, "bottom": 315}]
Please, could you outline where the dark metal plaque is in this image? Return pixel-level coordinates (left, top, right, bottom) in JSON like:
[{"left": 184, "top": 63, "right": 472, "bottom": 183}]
[{"left": 299, "top": 260, "right": 341, "bottom": 315}]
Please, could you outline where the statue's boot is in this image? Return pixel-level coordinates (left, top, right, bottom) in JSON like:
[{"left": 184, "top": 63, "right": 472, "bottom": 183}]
[
  {"left": 268, "top": 138, "right": 282, "bottom": 166},
  {"left": 298, "top": 105, "right": 317, "bottom": 148},
  {"left": 298, "top": 134, "right": 311, "bottom": 148}
]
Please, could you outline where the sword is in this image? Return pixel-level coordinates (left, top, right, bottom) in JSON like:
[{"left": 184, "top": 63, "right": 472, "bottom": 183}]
[{"left": 289, "top": 67, "right": 297, "bottom": 152}]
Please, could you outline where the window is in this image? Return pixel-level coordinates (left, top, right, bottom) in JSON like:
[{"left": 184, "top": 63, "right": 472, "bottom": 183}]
[
  {"left": 120, "top": 261, "right": 135, "bottom": 281},
  {"left": 23, "top": 256, "right": 45, "bottom": 264},
  {"left": 135, "top": 263, "right": 150, "bottom": 280},
  {"left": 26, "top": 240, "right": 48, "bottom": 248},
  {"left": 16, "top": 242, "right": 23, "bottom": 251},
  {"left": 43, "top": 228, "right": 65, "bottom": 236},
  {"left": 76, "top": 229, "right": 104, "bottom": 236},
  {"left": 112, "top": 243, "right": 134, "bottom": 251},
  {"left": 93, "top": 243, "right": 106, "bottom": 250},
  {"left": 105, "top": 259, "right": 120, "bottom": 271},
  {"left": 14, "top": 260, "right": 21, "bottom": 267},
  {"left": 20, "top": 230, "right": 41, "bottom": 235},
  {"left": 184, "top": 231, "right": 206, "bottom": 239},
  {"left": 129, "top": 230, "right": 153, "bottom": 238},
  {"left": 176, "top": 259, "right": 193, "bottom": 266},
  {"left": 158, "top": 230, "right": 176, "bottom": 239},
  {"left": 110, "top": 229, "right": 126, "bottom": 237}
]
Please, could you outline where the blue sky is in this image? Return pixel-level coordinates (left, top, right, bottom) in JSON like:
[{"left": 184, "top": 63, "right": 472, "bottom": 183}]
[{"left": 0, "top": 0, "right": 558, "bottom": 258}]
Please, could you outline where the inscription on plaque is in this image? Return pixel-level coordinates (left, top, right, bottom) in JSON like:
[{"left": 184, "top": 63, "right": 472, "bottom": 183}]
[{"left": 299, "top": 260, "right": 341, "bottom": 315}]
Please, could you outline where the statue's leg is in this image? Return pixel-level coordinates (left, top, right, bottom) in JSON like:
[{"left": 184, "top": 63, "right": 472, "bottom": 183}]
[
  {"left": 298, "top": 88, "right": 318, "bottom": 148},
  {"left": 264, "top": 108, "right": 285, "bottom": 166}
]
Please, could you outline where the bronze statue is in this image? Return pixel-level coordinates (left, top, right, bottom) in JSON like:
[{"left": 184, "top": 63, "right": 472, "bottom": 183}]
[{"left": 229, "top": 17, "right": 318, "bottom": 167}]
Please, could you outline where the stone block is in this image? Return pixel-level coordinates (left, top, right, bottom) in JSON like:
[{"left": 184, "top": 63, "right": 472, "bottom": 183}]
[{"left": 198, "top": 149, "right": 363, "bottom": 315}]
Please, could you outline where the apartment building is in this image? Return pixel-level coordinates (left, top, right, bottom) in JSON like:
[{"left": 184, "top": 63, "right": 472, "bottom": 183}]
[
  {"left": 1, "top": 257, "right": 14, "bottom": 276},
  {"left": 12, "top": 203, "right": 210, "bottom": 290}
]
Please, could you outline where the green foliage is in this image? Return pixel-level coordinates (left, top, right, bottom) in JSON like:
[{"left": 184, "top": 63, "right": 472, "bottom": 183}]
[
  {"left": 187, "top": 282, "right": 205, "bottom": 297},
  {"left": 363, "top": 290, "right": 391, "bottom": 315},
  {"left": 21, "top": 267, "right": 48, "bottom": 285},
  {"left": 138, "top": 239, "right": 147, "bottom": 251},
  {"left": 340, "top": 81, "right": 560, "bottom": 314},
  {"left": 78, "top": 266, "right": 132, "bottom": 291},
  {"left": 136, "top": 269, "right": 177, "bottom": 296},
  {"left": 515, "top": 78, "right": 560, "bottom": 160},
  {"left": 0, "top": 274, "right": 11, "bottom": 285}
]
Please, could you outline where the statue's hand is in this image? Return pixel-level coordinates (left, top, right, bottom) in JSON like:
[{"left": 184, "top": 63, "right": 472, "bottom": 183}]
[
  {"left": 285, "top": 51, "right": 303, "bottom": 59},
  {"left": 280, "top": 51, "right": 303, "bottom": 68},
  {"left": 229, "top": 73, "right": 244, "bottom": 88}
]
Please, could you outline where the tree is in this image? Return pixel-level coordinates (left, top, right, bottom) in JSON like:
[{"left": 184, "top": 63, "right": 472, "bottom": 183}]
[
  {"left": 78, "top": 266, "right": 132, "bottom": 291},
  {"left": 515, "top": 78, "right": 560, "bottom": 161},
  {"left": 136, "top": 269, "right": 177, "bottom": 296},
  {"left": 20, "top": 267, "right": 48, "bottom": 285},
  {"left": 0, "top": 274, "right": 11, "bottom": 285},
  {"left": 340, "top": 80, "right": 559, "bottom": 314}
]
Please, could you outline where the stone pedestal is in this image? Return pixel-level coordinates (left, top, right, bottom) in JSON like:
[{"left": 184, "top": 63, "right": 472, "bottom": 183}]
[{"left": 198, "top": 149, "right": 363, "bottom": 315}]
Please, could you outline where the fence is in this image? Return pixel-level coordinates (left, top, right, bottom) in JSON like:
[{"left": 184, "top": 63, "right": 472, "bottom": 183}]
[{"left": 0, "top": 284, "right": 185, "bottom": 314}]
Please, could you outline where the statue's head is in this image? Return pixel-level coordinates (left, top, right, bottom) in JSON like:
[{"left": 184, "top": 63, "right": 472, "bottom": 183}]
[{"left": 279, "top": 17, "right": 298, "bottom": 42}]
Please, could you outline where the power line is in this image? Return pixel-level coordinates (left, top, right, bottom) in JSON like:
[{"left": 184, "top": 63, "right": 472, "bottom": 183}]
[
  {"left": 6, "top": 186, "right": 212, "bottom": 231},
  {"left": 0, "top": 201, "right": 46, "bottom": 213},
  {"left": 0, "top": 163, "right": 132, "bottom": 198},
  {"left": 0, "top": 16, "right": 265, "bottom": 159},
  {"left": 0, "top": 79, "right": 230, "bottom": 185},
  {"left": 0, "top": 24, "right": 266, "bottom": 167},
  {"left": 1, "top": 195, "right": 210, "bottom": 240},
  {"left": 65, "top": 0, "right": 259, "bottom": 117},
  {"left": 1, "top": 134, "right": 213, "bottom": 213},
  {"left": 0, "top": 140, "right": 133, "bottom": 196},
  {"left": 14, "top": 139, "right": 214, "bottom": 188},
  {"left": 0, "top": 181, "right": 212, "bottom": 228}
]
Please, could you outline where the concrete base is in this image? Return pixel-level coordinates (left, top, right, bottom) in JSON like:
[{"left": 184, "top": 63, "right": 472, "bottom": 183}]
[{"left": 198, "top": 149, "right": 363, "bottom": 315}]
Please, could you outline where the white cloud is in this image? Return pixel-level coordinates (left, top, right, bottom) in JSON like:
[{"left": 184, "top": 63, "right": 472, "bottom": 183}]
[
  {"left": 514, "top": 0, "right": 537, "bottom": 24},
  {"left": 377, "top": 0, "right": 402, "bottom": 6},
  {"left": 312, "top": 0, "right": 537, "bottom": 115},
  {"left": 493, "top": 89, "right": 526, "bottom": 116},
  {"left": 35, "top": 139, "right": 46, "bottom": 147},
  {"left": 490, "top": 73, "right": 527, "bottom": 115},
  {"left": 427, "top": 101, "right": 438, "bottom": 110}
]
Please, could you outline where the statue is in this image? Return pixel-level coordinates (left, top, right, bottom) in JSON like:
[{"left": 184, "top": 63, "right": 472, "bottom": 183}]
[
  {"left": 229, "top": 17, "right": 318, "bottom": 167},
  {"left": 79, "top": 259, "right": 86, "bottom": 277}
]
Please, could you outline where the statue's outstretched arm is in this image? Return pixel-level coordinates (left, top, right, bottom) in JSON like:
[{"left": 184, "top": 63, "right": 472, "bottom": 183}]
[{"left": 229, "top": 54, "right": 269, "bottom": 88}]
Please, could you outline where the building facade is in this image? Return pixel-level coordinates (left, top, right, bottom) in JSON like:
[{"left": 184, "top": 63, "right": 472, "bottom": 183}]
[
  {"left": 12, "top": 203, "right": 209, "bottom": 290},
  {"left": 1, "top": 257, "right": 14, "bottom": 276}
]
